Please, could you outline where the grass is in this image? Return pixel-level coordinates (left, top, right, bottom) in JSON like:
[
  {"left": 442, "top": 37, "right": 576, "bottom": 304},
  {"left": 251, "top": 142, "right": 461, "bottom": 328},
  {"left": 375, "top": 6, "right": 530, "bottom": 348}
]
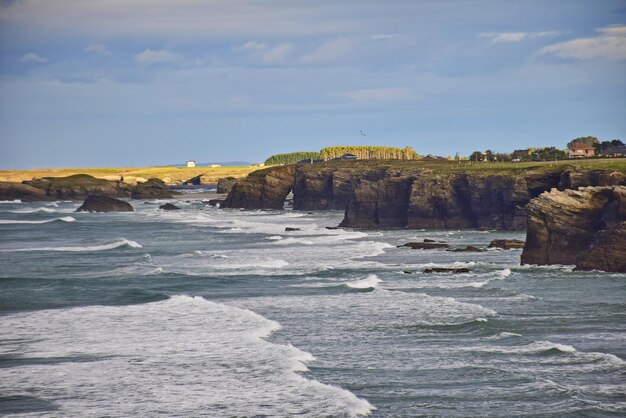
[{"left": 0, "top": 165, "right": 262, "bottom": 185}]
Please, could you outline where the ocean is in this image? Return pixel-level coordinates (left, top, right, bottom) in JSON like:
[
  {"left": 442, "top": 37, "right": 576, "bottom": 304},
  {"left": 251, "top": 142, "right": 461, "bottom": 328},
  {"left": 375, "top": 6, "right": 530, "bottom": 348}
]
[{"left": 0, "top": 198, "right": 624, "bottom": 417}]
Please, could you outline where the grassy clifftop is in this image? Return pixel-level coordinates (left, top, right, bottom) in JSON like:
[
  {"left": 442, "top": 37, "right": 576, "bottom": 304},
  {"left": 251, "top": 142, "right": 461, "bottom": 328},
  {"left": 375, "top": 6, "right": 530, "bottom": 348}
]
[{"left": 0, "top": 165, "right": 261, "bottom": 185}]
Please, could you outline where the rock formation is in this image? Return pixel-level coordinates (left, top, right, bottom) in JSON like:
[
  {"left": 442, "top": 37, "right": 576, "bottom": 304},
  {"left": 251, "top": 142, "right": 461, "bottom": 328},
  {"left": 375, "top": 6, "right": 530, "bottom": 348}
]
[
  {"left": 0, "top": 182, "right": 52, "bottom": 202},
  {"left": 217, "top": 177, "right": 238, "bottom": 194},
  {"left": 489, "top": 239, "right": 525, "bottom": 249},
  {"left": 25, "top": 174, "right": 132, "bottom": 200},
  {"left": 76, "top": 195, "right": 134, "bottom": 212},
  {"left": 221, "top": 160, "right": 625, "bottom": 230},
  {"left": 131, "top": 178, "right": 174, "bottom": 199},
  {"left": 521, "top": 186, "right": 626, "bottom": 272},
  {"left": 159, "top": 203, "right": 181, "bottom": 210}
]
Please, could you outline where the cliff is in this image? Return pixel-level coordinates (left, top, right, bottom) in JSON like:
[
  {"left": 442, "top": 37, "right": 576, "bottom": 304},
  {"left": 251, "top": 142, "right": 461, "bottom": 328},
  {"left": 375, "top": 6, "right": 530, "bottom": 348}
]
[
  {"left": 222, "top": 160, "right": 626, "bottom": 230},
  {"left": 521, "top": 186, "right": 626, "bottom": 272}
]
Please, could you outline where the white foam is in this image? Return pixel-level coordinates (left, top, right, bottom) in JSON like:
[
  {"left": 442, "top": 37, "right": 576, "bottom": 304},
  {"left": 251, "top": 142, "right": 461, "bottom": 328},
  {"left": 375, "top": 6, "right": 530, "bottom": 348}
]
[
  {"left": 495, "top": 268, "right": 512, "bottom": 279},
  {"left": 2, "top": 207, "right": 60, "bottom": 214},
  {"left": 266, "top": 235, "right": 283, "bottom": 240},
  {"left": 0, "top": 295, "right": 374, "bottom": 417},
  {"left": 0, "top": 216, "right": 76, "bottom": 224},
  {"left": 484, "top": 332, "right": 523, "bottom": 340},
  {"left": 0, "top": 199, "right": 22, "bottom": 203},
  {"left": 3, "top": 238, "right": 142, "bottom": 252},
  {"left": 345, "top": 274, "right": 382, "bottom": 289}
]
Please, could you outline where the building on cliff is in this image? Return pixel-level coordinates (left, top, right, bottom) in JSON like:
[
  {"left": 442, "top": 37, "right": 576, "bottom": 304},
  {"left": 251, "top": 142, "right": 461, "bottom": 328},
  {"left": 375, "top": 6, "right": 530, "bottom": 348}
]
[
  {"left": 186, "top": 160, "right": 196, "bottom": 168},
  {"left": 568, "top": 143, "right": 595, "bottom": 158}
]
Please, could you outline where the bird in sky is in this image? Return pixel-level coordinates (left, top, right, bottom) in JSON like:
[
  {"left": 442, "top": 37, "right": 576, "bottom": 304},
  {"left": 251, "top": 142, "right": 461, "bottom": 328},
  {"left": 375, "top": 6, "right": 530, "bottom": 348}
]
[{"left": 360, "top": 130, "right": 366, "bottom": 136}]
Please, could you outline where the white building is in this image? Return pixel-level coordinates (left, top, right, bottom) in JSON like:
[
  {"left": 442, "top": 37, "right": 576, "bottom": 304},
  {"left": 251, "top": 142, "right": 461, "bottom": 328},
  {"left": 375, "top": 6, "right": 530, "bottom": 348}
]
[{"left": 186, "top": 160, "right": 196, "bottom": 168}]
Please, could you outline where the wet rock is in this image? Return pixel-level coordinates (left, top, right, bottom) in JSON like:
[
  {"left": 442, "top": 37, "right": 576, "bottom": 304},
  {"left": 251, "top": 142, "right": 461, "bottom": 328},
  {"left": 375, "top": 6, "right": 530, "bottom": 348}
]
[
  {"left": 0, "top": 182, "right": 52, "bottom": 202},
  {"left": 325, "top": 226, "right": 339, "bottom": 230},
  {"left": 423, "top": 268, "right": 471, "bottom": 274},
  {"left": 131, "top": 178, "right": 174, "bottom": 199},
  {"left": 207, "top": 199, "right": 224, "bottom": 207},
  {"left": 76, "top": 195, "right": 133, "bottom": 212},
  {"left": 489, "top": 239, "right": 525, "bottom": 249},
  {"left": 285, "top": 227, "right": 301, "bottom": 232},
  {"left": 398, "top": 242, "right": 449, "bottom": 250},
  {"left": 522, "top": 186, "right": 626, "bottom": 272},
  {"left": 159, "top": 203, "right": 181, "bottom": 210},
  {"left": 217, "top": 177, "right": 238, "bottom": 194}
]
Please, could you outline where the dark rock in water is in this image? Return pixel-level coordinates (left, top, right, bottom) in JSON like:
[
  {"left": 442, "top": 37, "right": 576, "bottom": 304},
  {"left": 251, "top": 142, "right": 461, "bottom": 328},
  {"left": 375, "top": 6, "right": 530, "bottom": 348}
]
[
  {"left": 424, "top": 267, "right": 471, "bottom": 274},
  {"left": 222, "top": 166, "right": 296, "bottom": 210},
  {"left": 131, "top": 178, "right": 174, "bottom": 199},
  {"left": 76, "top": 195, "right": 134, "bottom": 212},
  {"left": 285, "top": 227, "right": 301, "bottom": 232},
  {"left": 489, "top": 239, "right": 525, "bottom": 249},
  {"left": 182, "top": 174, "right": 203, "bottom": 186},
  {"left": 423, "top": 238, "right": 438, "bottom": 243},
  {"left": 25, "top": 174, "right": 132, "bottom": 200},
  {"left": 325, "top": 226, "right": 339, "bottom": 230},
  {"left": 159, "top": 203, "right": 181, "bottom": 210},
  {"left": 207, "top": 199, "right": 224, "bottom": 207},
  {"left": 398, "top": 242, "right": 449, "bottom": 250},
  {"left": 217, "top": 177, "right": 238, "bottom": 194},
  {"left": 447, "top": 245, "right": 486, "bottom": 252},
  {"left": 403, "top": 270, "right": 415, "bottom": 274},
  {"left": 522, "top": 186, "right": 626, "bottom": 272},
  {"left": 0, "top": 182, "right": 52, "bottom": 202}
]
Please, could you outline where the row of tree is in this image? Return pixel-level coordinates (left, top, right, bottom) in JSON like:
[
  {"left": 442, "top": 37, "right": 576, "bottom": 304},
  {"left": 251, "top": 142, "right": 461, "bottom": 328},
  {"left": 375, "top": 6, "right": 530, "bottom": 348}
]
[
  {"left": 264, "top": 152, "right": 321, "bottom": 165},
  {"left": 319, "top": 146, "right": 419, "bottom": 160},
  {"left": 567, "top": 136, "right": 624, "bottom": 151},
  {"left": 469, "top": 147, "right": 568, "bottom": 162}
]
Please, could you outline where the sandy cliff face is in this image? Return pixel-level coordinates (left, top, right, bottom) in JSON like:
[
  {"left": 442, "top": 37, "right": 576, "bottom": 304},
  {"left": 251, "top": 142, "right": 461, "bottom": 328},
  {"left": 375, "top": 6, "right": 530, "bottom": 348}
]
[
  {"left": 221, "top": 161, "right": 625, "bottom": 231},
  {"left": 521, "top": 186, "right": 626, "bottom": 272}
]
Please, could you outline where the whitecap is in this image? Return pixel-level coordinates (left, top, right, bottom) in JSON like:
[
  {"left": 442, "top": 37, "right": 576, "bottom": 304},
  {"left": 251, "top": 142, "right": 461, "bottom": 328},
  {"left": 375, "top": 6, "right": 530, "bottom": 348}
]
[
  {"left": 0, "top": 199, "right": 22, "bottom": 203},
  {"left": 0, "top": 216, "right": 76, "bottom": 224},
  {"left": 3, "top": 238, "right": 142, "bottom": 252},
  {"left": 345, "top": 274, "right": 382, "bottom": 289}
]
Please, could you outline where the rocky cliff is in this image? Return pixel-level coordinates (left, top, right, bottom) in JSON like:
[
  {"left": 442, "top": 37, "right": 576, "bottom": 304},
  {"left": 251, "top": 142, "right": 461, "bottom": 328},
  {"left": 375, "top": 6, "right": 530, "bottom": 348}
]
[
  {"left": 222, "top": 160, "right": 625, "bottom": 230},
  {"left": 0, "top": 174, "right": 174, "bottom": 201},
  {"left": 521, "top": 186, "right": 626, "bottom": 272}
]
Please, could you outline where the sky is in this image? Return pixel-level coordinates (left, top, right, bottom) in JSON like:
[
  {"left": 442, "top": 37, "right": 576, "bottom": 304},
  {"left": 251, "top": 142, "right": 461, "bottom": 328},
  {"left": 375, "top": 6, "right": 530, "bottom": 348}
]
[{"left": 1, "top": 0, "right": 625, "bottom": 169}]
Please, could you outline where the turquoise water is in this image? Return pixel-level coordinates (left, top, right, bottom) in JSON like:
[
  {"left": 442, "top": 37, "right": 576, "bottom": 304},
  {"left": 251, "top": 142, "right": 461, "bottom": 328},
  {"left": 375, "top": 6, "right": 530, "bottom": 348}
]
[{"left": 1, "top": 198, "right": 624, "bottom": 417}]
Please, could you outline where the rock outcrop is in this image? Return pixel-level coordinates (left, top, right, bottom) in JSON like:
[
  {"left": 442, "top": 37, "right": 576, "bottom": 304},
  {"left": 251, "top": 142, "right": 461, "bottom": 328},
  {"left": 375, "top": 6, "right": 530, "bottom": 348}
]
[
  {"left": 25, "top": 174, "right": 132, "bottom": 200},
  {"left": 0, "top": 182, "right": 52, "bottom": 202},
  {"left": 489, "top": 239, "right": 526, "bottom": 249},
  {"left": 131, "top": 178, "right": 174, "bottom": 199},
  {"left": 76, "top": 195, "right": 134, "bottom": 212},
  {"left": 159, "top": 203, "right": 181, "bottom": 210},
  {"left": 217, "top": 177, "right": 238, "bottom": 194},
  {"left": 521, "top": 186, "right": 626, "bottom": 272},
  {"left": 221, "top": 160, "right": 626, "bottom": 230}
]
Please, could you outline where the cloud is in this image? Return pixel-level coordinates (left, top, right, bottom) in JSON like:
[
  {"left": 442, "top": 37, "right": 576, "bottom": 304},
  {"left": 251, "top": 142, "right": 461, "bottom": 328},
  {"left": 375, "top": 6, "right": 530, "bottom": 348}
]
[
  {"left": 301, "top": 38, "right": 353, "bottom": 64},
  {"left": 262, "top": 44, "right": 292, "bottom": 63},
  {"left": 85, "top": 44, "right": 110, "bottom": 55},
  {"left": 480, "top": 31, "right": 559, "bottom": 43},
  {"left": 20, "top": 52, "right": 47, "bottom": 63},
  {"left": 239, "top": 40, "right": 267, "bottom": 50},
  {"left": 371, "top": 34, "right": 394, "bottom": 41},
  {"left": 339, "top": 88, "right": 413, "bottom": 104},
  {"left": 540, "top": 25, "right": 626, "bottom": 60},
  {"left": 134, "top": 49, "right": 181, "bottom": 65}
]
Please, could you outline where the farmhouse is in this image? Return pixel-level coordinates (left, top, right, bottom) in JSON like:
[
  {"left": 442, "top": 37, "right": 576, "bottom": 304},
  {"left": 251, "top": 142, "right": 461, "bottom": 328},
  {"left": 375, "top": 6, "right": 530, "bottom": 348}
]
[
  {"left": 567, "top": 143, "right": 595, "bottom": 158},
  {"left": 186, "top": 160, "right": 196, "bottom": 168}
]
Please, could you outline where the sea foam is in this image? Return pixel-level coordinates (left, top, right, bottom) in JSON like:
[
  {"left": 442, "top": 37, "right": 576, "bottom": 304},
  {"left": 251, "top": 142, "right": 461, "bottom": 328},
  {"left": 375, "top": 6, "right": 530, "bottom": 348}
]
[
  {"left": 0, "top": 216, "right": 76, "bottom": 224},
  {"left": 3, "top": 238, "right": 142, "bottom": 252}
]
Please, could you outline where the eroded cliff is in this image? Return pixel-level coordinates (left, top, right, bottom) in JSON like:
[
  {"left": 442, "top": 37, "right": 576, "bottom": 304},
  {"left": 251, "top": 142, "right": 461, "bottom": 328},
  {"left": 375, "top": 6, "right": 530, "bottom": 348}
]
[
  {"left": 521, "top": 186, "right": 626, "bottom": 272},
  {"left": 221, "top": 160, "right": 626, "bottom": 230}
]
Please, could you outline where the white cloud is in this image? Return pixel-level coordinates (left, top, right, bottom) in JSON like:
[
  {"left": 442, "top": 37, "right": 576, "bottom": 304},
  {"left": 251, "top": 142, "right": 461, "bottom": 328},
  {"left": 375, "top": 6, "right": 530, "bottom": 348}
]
[
  {"left": 134, "top": 49, "right": 181, "bottom": 65},
  {"left": 480, "top": 31, "right": 559, "bottom": 43},
  {"left": 301, "top": 38, "right": 353, "bottom": 64},
  {"left": 371, "top": 34, "right": 394, "bottom": 41},
  {"left": 85, "top": 44, "right": 110, "bottom": 55},
  {"left": 240, "top": 40, "right": 267, "bottom": 50},
  {"left": 262, "top": 44, "right": 292, "bottom": 63},
  {"left": 20, "top": 52, "right": 47, "bottom": 63},
  {"left": 339, "top": 88, "right": 412, "bottom": 104},
  {"left": 540, "top": 25, "right": 626, "bottom": 60}
]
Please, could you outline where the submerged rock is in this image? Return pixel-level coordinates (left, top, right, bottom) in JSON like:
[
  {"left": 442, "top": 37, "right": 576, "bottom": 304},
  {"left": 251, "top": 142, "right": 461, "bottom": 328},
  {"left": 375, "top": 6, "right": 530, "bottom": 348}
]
[
  {"left": 488, "top": 239, "right": 525, "bottom": 249},
  {"left": 447, "top": 245, "right": 486, "bottom": 252},
  {"left": 423, "top": 268, "right": 471, "bottom": 274},
  {"left": 285, "top": 227, "right": 301, "bottom": 232},
  {"left": 76, "top": 195, "right": 134, "bottom": 212},
  {"left": 159, "top": 203, "right": 181, "bottom": 211},
  {"left": 521, "top": 186, "right": 626, "bottom": 272}
]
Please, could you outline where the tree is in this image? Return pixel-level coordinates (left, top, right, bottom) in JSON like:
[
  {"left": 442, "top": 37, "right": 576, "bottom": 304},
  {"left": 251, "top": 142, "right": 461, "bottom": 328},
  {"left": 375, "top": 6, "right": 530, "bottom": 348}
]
[
  {"left": 264, "top": 152, "right": 321, "bottom": 165},
  {"left": 567, "top": 136, "right": 599, "bottom": 148},
  {"left": 469, "top": 151, "right": 483, "bottom": 162}
]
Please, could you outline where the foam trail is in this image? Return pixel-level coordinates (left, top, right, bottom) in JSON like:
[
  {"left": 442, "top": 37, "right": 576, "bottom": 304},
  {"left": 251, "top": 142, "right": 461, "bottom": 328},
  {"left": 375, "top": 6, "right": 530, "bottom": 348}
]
[
  {"left": 0, "top": 216, "right": 76, "bottom": 224},
  {"left": 3, "top": 238, "right": 142, "bottom": 252},
  {"left": 346, "top": 274, "right": 382, "bottom": 289},
  {"left": 2, "top": 207, "right": 59, "bottom": 214}
]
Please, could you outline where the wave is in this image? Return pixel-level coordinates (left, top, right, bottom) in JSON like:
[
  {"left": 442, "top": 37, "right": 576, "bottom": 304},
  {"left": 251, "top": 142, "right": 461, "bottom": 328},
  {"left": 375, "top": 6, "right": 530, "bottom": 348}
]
[
  {"left": 0, "top": 199, "right": 22, "bottom": 203},
  {"left": 345, "top": 274, "right": 382, "bottom": 289},
  {"left": 0, "top": 294, "right": 374, "bottom": 417},
  {"left": 1, "top": 207, "right": 60, "bottom": 214},
  {"left": 484, "top": 332, "right": 523, "bottom": 340},
  {"left": 3, "top": 238, "right": 142, "bottom": 252},
  {"left": 0, "top": 216, "right": 76, "bottom": 224}
]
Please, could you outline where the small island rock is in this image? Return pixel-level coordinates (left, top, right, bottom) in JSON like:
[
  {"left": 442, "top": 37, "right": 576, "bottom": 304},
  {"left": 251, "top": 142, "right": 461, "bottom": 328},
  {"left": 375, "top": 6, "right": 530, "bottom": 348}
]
[
  {"left": 159, "top": 203, "right": 181, "bottom": 211},
  {"left": 76, "top": 195, "right": 134, "bottom": 212},
  {"left": 488, "top": 239, "right": 525, "bottom": 249}
]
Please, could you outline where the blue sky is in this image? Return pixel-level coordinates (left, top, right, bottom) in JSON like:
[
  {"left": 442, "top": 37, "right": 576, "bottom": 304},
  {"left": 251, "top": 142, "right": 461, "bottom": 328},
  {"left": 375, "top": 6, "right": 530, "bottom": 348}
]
[{"left": 1, "top": 0, "right": 625, "bottom": 168}]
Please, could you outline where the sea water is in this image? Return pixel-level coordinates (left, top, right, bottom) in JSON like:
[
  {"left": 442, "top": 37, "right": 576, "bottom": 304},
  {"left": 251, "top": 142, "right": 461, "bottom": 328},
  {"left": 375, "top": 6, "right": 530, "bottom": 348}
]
[{"left": 0, "top": 199, "right": 624, "bottom": 416}]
